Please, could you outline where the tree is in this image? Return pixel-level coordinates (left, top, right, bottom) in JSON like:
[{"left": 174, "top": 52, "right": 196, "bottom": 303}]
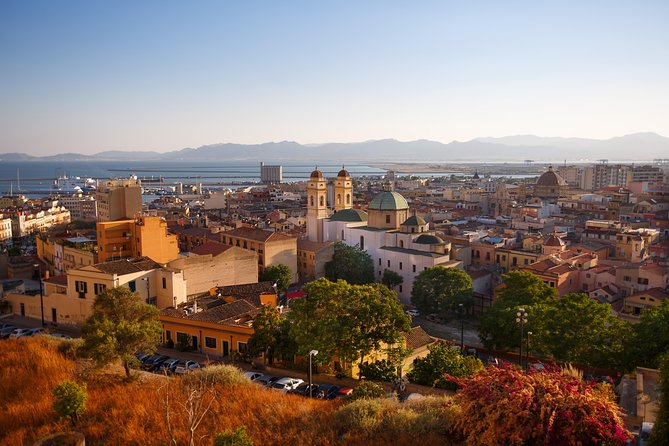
[
  {"left": 411, "top": 267, "right": 473, "bottom": 316},
  {"left": 407, "top": 341, "right": 483, "bottom": 390},
  {"left": 259, "top": 264, "right": 292, "bottom": 292},
  {"left": 630, "top": 299, "right": 669, "bottom": 369},
  {"left": 52, "top": 380, "right": 87, "bottom": 425},
  {"left": 450, "top": 366, "right": 632, "bottom": 445},
  {"left": 324, "top": 241, "right": 375, "bottom": 285},
  {"left": 529, "top": 293, "right": 631, "bottom": 370},
  {"left": 359, "top": 359, "right": 398, "bottom": 382},
  {"left": 381, "top": 269, "right": 403, "bottom": 290},
  {"left": 247, "top": 305, "right": 283, "bottom": 364},
  {"left": 346, "top": 381, "right": 385, "bottom": 400},
  {"left": 288, "top": 278, "right": 410, "bottom": 371},
  {"left": 81, "top": 286, "right": 162, "bottom": 378},
  {"left": 478, "top": 270, "right": 556, "bottom": 351},
  {"left": 650, "top": 354, "right": 669, "bottom": 446}
]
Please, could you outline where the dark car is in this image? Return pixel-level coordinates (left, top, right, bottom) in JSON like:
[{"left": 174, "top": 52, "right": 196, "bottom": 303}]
[
  {"left": 0, "top": 326, "right": 17, "bottom": 339},
  {"left": 143, "top": 355, "right": 170, "bottom": 372},
  {"left": 315, "top": 384, "right": 341, "bottom": 400},
  {"left": 158, "top": 358, "right": 180, "bottom": 374},
  {"left": 291, "top": 383, "right": 318, "bottom": 396},
  {"left": 255, "top": 375, "right": 281, "bottom": 387}
]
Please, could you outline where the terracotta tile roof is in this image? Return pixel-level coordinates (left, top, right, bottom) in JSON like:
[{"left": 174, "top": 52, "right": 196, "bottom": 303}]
[
  {"left": 189, "top": 241, "right": 231, "bottom": 257},
  {"left": 628, "top": 287, "right": 669, "bottom": 300},
  {"left": 297, "top": 239, "right": 334, "bottom": 252},
  {"left": 215, "top": 281, "right": 276, "bottom": 306},
  {"left": 160, "top": 299, "right": 258, "bottom": 325},
  {"left": 404, "top": 326, "right": 435, "bottom": 351},
  {"left": 223, "top": 227, "right": 295, "bottom": 243},
  {"left": 44, "top": 274, "right": 68, "bottom": 286},
  {"left": 92, "top": 257, "right": 161, "bottom": 275}
]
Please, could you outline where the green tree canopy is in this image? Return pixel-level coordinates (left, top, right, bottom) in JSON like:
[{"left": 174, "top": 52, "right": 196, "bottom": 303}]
[
  {"left": 650, "top": 354, "right": 669, "bottom": 446},
  {"left": 324, "top": 241, "right": 375, "bottom": 285},
  {"left": 630, "top": 299, "right": 669, "bottom": 369},
  {"left": 529, "top": 293, "right": 631, "bottom": 370},
  {"left": 81, "top": 286, "right": 162, "bottom": 377},
  {"left": 288, "top": 278, "right": 410, "bottom": 369},
  {"left": 479, "top": 270, "right": 556, "bottom": 351},
  {"left": 381, "top": 269, "right": 403, "bottom": 290},
  {"left": 52, "top": 380, "right": 87, "bottom": 425},
  {"left": 410, "top": 266, "right": 473, "bottom": 315},
  {"left": 259, "top": 264, "right": 292, "bottom": 292},
  {"left": 407, "top": 341, "right": 484, "bottom": 390},
  {"left": 248, "top": 305, "right": 283, "bottom": 364}
]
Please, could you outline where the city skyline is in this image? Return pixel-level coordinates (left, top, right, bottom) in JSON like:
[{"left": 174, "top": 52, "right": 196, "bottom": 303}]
[{"left": 1, "top": 1, "right": 668, "bottom": 155}]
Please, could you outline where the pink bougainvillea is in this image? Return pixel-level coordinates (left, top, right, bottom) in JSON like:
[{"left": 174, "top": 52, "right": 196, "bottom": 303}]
[{"left": 448, "top": 365, "right": 632, "bottom": 445}]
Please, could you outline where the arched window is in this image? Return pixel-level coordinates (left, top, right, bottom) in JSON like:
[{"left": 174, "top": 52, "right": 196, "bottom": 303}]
[
  {"left": 346, "top": 194, "right": 351, "bottom": 204},
  {"left": 310, "top": 196, "right": 314, "bottom": 206},
  {"left": 337, "top": 194, "right": 341, "bottom": 205},
  {"left": 319, "top": 196, "right": 324, "bottom": 206}
]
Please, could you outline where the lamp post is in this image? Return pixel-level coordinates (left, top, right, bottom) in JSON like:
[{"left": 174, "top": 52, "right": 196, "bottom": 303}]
[
  {"left": 458, "top": 303, "right": 465, "bottom": 353},
  {"left": 308, "top": 350, "right": 319, "bottom": 398},
  {"left": 516, "top": 308, "right": 528, "bottom": 370},
  {"left": 526, "top": 331, "right": 533, "bottom": 372},
  {"left": 33, "top": 263, "right": 45, "bottom": 327}
]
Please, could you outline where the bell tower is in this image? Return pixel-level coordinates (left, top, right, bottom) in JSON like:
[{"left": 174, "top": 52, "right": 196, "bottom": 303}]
[
  {"left": 334, "top": 165, "right": 353, "bottom": 212},
  {"left": 307, "top": 167, "right": 328, "bottom": 242}
]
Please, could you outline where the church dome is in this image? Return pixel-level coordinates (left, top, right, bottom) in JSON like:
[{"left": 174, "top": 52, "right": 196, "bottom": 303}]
[
  {"left": 544, "top": 234, "right": 565, "bottom": 247},
  {"left": 368, "top": 191, "right": 409, "bottom": 211},
  {"left": 310, "top": 168, "right": 324, "bottom": 179},
  {"left": 536, "top": 166, "right": 567, "bottom": 187},
  {"left": 337, "top": 166, "right": 350, "bottom": 178},
  {"left": 414, "top": 234, "right": 444, "bottom": 245},
  {"left": 329, "top": 208, "right": 368, "bottom": 222},
  {"left": 401, "top": 215, "right": 426, "bottom": 226}
]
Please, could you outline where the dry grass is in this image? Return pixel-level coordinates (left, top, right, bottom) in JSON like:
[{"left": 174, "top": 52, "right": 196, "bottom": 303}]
[{"left": 0, "top": 338, "right": 459, "bottom": 445}]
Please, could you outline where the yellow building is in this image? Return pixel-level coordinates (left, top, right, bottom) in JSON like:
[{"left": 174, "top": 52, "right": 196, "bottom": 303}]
[
  {"left": 296, "top": 239, "right": 334, "bottom": 282},
  {"left": 97, "top": 215, "right": 179, "bottom": 264},
  {"left": 615, "top": 288, "right": 668, "bottom": 323},
  {"left": 221, "top": 227, "right": 298, "bottom": 283},
  {"left": 0, "top": 215, "right": 12, "bottom": 243},
  {"left": 96, "top": 177, "right": 142, "bottom": 222}
]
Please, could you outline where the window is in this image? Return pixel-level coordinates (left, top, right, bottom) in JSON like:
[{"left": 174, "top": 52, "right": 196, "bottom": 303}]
[
  {"left": 387, "top": 260, "right": 391, "bottom": 268},
  {"left": 238, "top": 342, "right": 248, "bottom": 354},
  {"left": 586, "top": 273, "right": 591, "bottom": 278},
  {"left": 399, "top": 262, "right": 403, "bottom": 270},
  {"left": 379, "top": 258, "right": 382, "bottom": 266},
  {"left": 128, "top": 280, "right": 136, "bottom": 292},
  {"left": 413, "top": 265, "right": 416, "bottom": 273},
  {"left": 310, "top": 196, "right": 314, "bottom": 206},
  {"left": 162, "top": 277, "right": 167, "bottom": 289},
  {"left": 623, "top": 275, "right": 631, "bottom": 282},
  {"left": 341, "top": 230, "right": 345, "bottom": 240},
  {"left": 319, "top": 196, "right": 324, "bottom": 206},
  {"left": 165, "top": 330, "right": 172, "bottom": 341},
  {"left": 346, "top": 194, "right": 351, "bottom": 204},
  {"left": 386, "top": 215, "right": 391, "bottom": 224},
  {"left": 399, "top": 285, "right": 403, "bottom": 293},
  {"left": 524, "top": 258, "right": 529, "bottom": 265},
  {"left": 549, "top": 282, "right": 555, "bottom": 287},
  {"left": 176, "top": 332, "right": 189, "bottom": 344},
  {"left": 243, "top": 241, "right": 247, "bottom": 249},
  {"left": 512, "top": 257, "right": 517, "bottom": 266},
  {"left": 205, "top": 337, "right": 217, "bottom": 349},
  {"left": 75, "top": 280, "right": 88, "bottom": 293},
  {"left": 337, "top": 194, "right": 341, "bottom": 205},
  {"left": 94, "top": 283, "right": 106, "bottom": 295},
  {"left": 400, "top": 240, "right": 404, "bottom": 248}
]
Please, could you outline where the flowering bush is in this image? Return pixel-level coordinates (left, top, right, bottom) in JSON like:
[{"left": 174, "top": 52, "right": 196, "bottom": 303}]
[{"left": 448, "top": 365, "right": 631, "bottom": 445}]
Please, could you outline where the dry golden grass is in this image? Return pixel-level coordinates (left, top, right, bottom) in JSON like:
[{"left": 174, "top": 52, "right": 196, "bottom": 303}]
[{"left": 0, "top": 338, "right": 458, "bottom": 446}]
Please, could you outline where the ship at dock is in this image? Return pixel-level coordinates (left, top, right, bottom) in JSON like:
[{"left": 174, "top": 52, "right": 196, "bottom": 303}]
[{"left": 52, "top": 176, "right": 97, "bottom": 193}]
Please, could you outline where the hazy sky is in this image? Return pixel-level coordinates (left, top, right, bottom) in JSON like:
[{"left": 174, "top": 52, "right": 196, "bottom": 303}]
[{"left": 1, "top": 1, "right": 668, "bottom": 155}]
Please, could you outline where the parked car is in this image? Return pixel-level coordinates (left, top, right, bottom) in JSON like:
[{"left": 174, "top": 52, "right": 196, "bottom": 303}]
[
  {"left": 134, "top": 352, "right": 151, "bottom": 363},
  {"left": 28, "top": 328, "right": 46, "bottom": 336},
  {"left": 0, "top": 326, "right": 17, "bottom": 339},
  {"left": 243, "top": 371, "right": 265, "bottom": 381},
  {"left": 291, "top": 383, "right": 317, "bottom": 396},
  {"left": 9, "top": 328, "right": 32, "bottom": 338},
  {"left": 143, "top": 355, "right": 170, "bottom": 372},
  {"left": 313, "top": 384, "right": 341, "bottom": 400},
  {"left": 405, "top": 309, "right": 420, "bottom": 317},
  {"left": 174, "top": 360, "right": 200, "bottom": 375},
  {"left": 0, "top": 323, "right": 15, "bottom": 330},
  {"left": 255, "top": 375, "right": 281, "bottom": 387},
  {"left": 158, "top": 358, "right": 180, "bottom": 374},
  {"left": 270, "top": 377, "right": 304, "bottom": 392},
  {"left": 336, "top": 387, "right": 354, "bottom": 398},
  {"left": 48, "top": 333, "right": 72, "bottom": 339}
]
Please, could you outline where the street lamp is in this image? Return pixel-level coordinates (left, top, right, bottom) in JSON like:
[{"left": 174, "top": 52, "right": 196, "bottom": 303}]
[
  {"left": 33, "top": 263, "right": 45, "bottom": 327},
  {"left": 308, "top": 350, "right": 319, "bottom": 398},
  {"left": 458, "top": 303, "right": 465, "bottom": 353},
  {"left": 526, "top": 331, "right": 533, "bottom": 372},
  {"left": 516, "top": 308, "right": 528, "bottom": 370}
]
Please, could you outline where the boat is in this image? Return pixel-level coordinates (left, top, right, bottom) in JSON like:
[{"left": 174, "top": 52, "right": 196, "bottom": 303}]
[{"left": 52, "top": 176, "right": 97, "bottom": 193}]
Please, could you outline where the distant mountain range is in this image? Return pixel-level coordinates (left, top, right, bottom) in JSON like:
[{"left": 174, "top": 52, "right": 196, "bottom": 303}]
[{"left": 2, "top": 132, "right": 667, "bottom": 163}]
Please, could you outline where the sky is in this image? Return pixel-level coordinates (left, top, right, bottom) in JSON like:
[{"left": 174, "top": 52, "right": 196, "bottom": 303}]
[{"left": 1, "top": 1, "right": 668, "bottom": 156}]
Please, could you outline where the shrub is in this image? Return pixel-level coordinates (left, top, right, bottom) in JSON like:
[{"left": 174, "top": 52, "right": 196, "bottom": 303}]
[
  {"left": 334, "top": 398, "right": 389, "bottom": 434},
  {"left": 450, "top": 365, "right": 632, "bottom": 445},
  {"left": 347, "top": 381, "right": 385, "bottom": 401},
  {"left": 214, "top": 426, "right": 253, "bottom": 446},
  {"left": 359, "top": 359, "right": 398, "bottom": 382},
  {"left": 56, "top": 338, "right": 84, "bottom": 359},
  {"left": 52, "top": 380, "right": 87, "bottom": 425},
  {"left": 181, "top": 365, "right": 248, "bottom": 387}
]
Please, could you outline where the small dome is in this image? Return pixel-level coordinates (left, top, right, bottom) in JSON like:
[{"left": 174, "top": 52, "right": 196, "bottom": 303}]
[
  {"left": 329, "top": 208, "right": 368, "bottom": 222},
  {"left": 402, "top": 215, "right": 426, "bottom": 226},
  {"left": 310, "top": 168, "right": 324, "bottom": 179},
  {"left": 544, "top": 234, "right": 565, "bottom": 247},
  {"left": 337, "top": 166, "right": 350, "bottom": 178},
  {"left": 414, "top": 234, "right": 444, "bottom": 245},
  {"left": 368, "top": 191, "right": 409, "bottom": 211},
  {"left": 536, "top": 166, "right": 568, "bottom": 187}
]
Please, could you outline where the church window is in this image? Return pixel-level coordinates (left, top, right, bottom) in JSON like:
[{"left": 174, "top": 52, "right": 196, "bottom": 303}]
[
  {"left": 319, "top": 196, "right": 324, "bottom": 206},
  {"left": 310, "top": 196, "right": 314, "bottom": 206},
  {"left": 346, "top": 194, "right": 351, "bottom": 204},
  {"left": 337, "top": 194, "right": 341, "bottom": 205},
  {"left": 386, "top": 215, "right": 391, "bottom": 224},
  {"left": 411, "top": 228, "right": 415, "bottom": 233}
]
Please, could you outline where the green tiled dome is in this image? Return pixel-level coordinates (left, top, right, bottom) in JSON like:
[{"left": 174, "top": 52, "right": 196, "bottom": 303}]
[
  {"left": 402, "top": 215, "right": 426, "bottom": 226},
  {"left": 368, "top": 191, "right": 409, "bottom": 211},
  {"left": 329, "top": 208, "right": 368, "bottom": 222}
]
